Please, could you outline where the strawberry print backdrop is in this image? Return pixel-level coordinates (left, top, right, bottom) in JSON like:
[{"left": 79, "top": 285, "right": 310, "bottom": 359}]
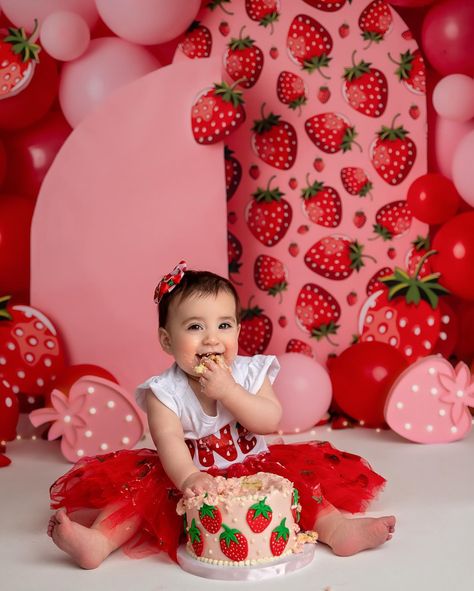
[{"left": 174, "top": 0, "right": 428, "bottom": 364}]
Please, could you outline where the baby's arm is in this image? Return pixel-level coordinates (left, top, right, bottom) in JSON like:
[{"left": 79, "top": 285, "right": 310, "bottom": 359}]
[{"left": 146, "top": 391, "right": 216, "bottom": 496}]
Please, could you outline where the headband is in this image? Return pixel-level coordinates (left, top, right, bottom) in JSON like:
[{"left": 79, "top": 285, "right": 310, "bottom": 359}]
[{"left": 154, "top": 260, "right": 187, "bottom": 304}]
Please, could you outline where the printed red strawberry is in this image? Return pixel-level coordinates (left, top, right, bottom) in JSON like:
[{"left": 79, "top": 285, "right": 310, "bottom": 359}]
[
  {"left": 188, "top": 518, "right": 204, "bottom": 556},
  {"left": 239, "top": 298, "right": 272, "bottom": 355},
  {"left": 340, "top": 167, "right": 373, "bottom": 198},
  {"left": 373, "top": 200, "right": 412, "bottom": 240},
  {"left": 366, "top": 267, "right": 393, "bottom": 295},
  {"left": 401, "top": 29, "right": 413, "bottom": 40},
  {"left": 303, "top": 0, "right": 350, "bottom": 11},
  {"left": 339, "top": 23, "right": 350, "bottom": 38},
  {"left": 305, "top": 112, "right": 359, "bottom": 154},
  {"left": 313, "top": 157, "right": 325, "bottom": 172},
  {"left": 246, "top": 497, "right": 273, "bottom": 532},
  {"left": 228, "top": 231, "right": 243, "bottom": 283},
  {"left": 295, "top": 283, "right": 341, "bottom": 344},
  {"left": 287, "top": 14, "right": 333, "bottom": 78},
  {"left": 300, "top": 174, "right": 342, "bottom": 228},
  {"left": 317, "top": 86, "right": 331, "bottom": 104},
  {"left": 359, "top": 251, "right": 449, "bottom": 361},
  {"left": 269, "top": 46, "right": 279, "bottom": 59},
  {"left": 347, "top": 291, "right": 358, "bottom": 306},
  {"left": 286, "top": 339, "right": 313, "bottom": 357},
  {"left": 359, "top": 0, "right": 393, "bottom": 44},
  {"left": 387, "top": 247, "right": 396, "bottom": 260},
  {"left": 0, "top": 296, "right": 66, "bottom": 397},
  {"left": 191, "top": 81, "right": 246, "bottom": 145},
  {"left": 276, "top": 71, "right": 307, "bottom": 111},
  {"left": 370, "top": 116, "right": 416, "bottom": 185},
  {"left": 224, "top": 27, "right": 264, "bottom": 88},
  {"left": 179, "top": 21, "right": 212, "bottom": 59},
  {"left": 342, "top": 51, "right": 388, "bottom": 117},
  {"left": 278, "top": 315, "right": 287, "bottom": 328},
  {"left": 249, "top": 164, "right": 260, "bottom": 179},
  {"left": 0, "top": 20, "right": 40, "bottom": 99},
  {"left": 199, "top": 502, "right": 223, "bottom": 533},
  {"left": 289, "top": 242, "right": 299, "bottom": 257},
  {"left": 288, "top": 177, "right": 298, "bottom": 190},
  {"left": 409, "top": 104, "right": 420, "bottom": 120},
  {"left": 304, "top": 235, "right": 376, "bottom": 280},
  {"left": 291, "top": 488, "right": 301, "bottom": 522},
  {"left": 254, "top": 255, "right": 288, "bottom": 300},
  {"left": 219, "top": 21, "right": 230, "bottom": 36},
  {"left": 225, "top": 146, "right": 242, "bottom": 200},
  {"left": 270, "top": 518, "right": 290, "bottom": 556},
  {"left": 251, "top": 104, "right": 297, "bottom": 170},
  {"left": 245, "top": 0, "right": 280, "bottom": 31},
  {"left": 406, "top": 235, "right": 431, "bottom": 278},
  {"left": 245, "top": 176, "right": 292, "bottom": 246},
  {"left": 206, "top": 0, "right": 234, "bottom": 14},
  {"left": 219, "top": 524, "right": 248, "bottom": 561},
  {"left": 388, "top": 49, "right": 426, "bottom": 95},
  {"left": 353, "top": 210, "right": 367, "bottom": 228}
]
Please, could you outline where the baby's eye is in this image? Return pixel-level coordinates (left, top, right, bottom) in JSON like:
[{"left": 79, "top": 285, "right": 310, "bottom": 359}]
[
  {"left": 219, "top": 322, "right": 232, "bottom": 329},
  {"left": 187, "top": 324, "right": 203, "bottom": 331}
]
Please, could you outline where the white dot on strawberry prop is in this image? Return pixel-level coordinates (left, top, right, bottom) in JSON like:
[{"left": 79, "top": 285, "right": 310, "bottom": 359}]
[
  {"left": 107, "top": 401, "right": 115, "bottom": 408},
  {"left": 399, "top": 318, "right": 407, "bottom": 328},
  {"left": 14, "top": 329, "right": 24, "bottom": 337},
  {"left": 125, "top": 415, "right": 133, "bottom": 422},
  {"left": 440, "top": 332, "right": 448, "bottom": 341},
  {"left": 396, "top": 402, "right": 404, "bottom": 409},
  {"left": 439, "top": 409, "right": 446, "bottom": 416},
  {"left": 404, "top": 346, "right": 413, "bottom": 356},
  {"left": 89, "top": 407, "right": 96, "bottom": 415},
  {"left": 44, "top": 359, "right": 52, "bottom": 367},
  {"left": 122, "top": 437, "right": 130, "bottom": 445},
  {"left": 85, "top": 430, "right": 92, "bottom": 438},
  {"left": 404, "top": 423, "right": 412, "bottom": 430},
  {"left": 7, "top": 343, "right": 15, "bottom": 351},
  {"left": 5, "top": 397, "right": 12, "bottom": 408},
  {"left": 413, "top": 326, "right": 421, "bottom": 335},
  {"left": 0, "top": 357, "right": 5, "bottom": 365},
  {"left": 430, "top": 388, "right": 438, "bottom": 396},
  {"left": 423, "top": 341, "right": 432, "bottom": 350},
  {"left": 100, "top": 443, "right": 108, "bottom": 451},
  {"left": 17, "top": 371, "right": 25, "bottom": 378},
  {"left": 36, "top": 378, "right": 44, "bottom": 387},
  {"left": 427, "top": 317, "right": 435, "bottom": 327},
  {"left": 64, "top": 415, "right": 71, "bottom": 423},
  {"left": 77, "top": 450, "right": 84, "bottom": 457},
  {"left": 411, "top": 385, "right": 419, "bottom": 393}
]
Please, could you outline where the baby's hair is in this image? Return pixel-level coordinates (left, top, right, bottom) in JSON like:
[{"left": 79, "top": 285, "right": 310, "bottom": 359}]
[{"left": 158, "top": 270, "right": 241, "bottom": 328}]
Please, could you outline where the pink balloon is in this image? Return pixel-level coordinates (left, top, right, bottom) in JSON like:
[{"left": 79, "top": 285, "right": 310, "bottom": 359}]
[
  {"left": 274, "top": 354, "right": 332, "bottom": 434},
  {"left": 59, "top": 37, "right": 159, "bottom": 127},
  {"left": 0, "top": 0, "right": 99, "bottom": 30},
  {"left": 421, "top": 0, "right": 474, "bottom": 76},
  {"left": 96, "top": 0, "right": 201, "bottom": 45},
  {"left": 40, "top": 11, "right": 90, "bottom": 62},
  {"left": 452, "top": 131, "right": 474, "bottom": 206},
  {"left": 433, "top": 75, "right": 474, "bottom": 122},
  {"left": 434, "top": 117, "right": 474, "bottom": 179}
]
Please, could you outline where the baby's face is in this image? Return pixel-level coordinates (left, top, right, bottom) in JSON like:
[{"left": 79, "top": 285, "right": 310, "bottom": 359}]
[{"left": 160, "top": 290, "right": 240, "bottom": 376}]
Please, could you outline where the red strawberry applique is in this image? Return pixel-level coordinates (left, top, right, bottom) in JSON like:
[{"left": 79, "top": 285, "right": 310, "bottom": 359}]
[
  {"left": 295, "top": 283, "right": 341, "bottom": 344},
  {"left": 219, "top": 524, "right": 248, "bottom": 561},
  {"left": 199, "top": 502, "right": 222, "bottom": 533},
  {"left": 224, "top": 27, "right": 264, "bottom": 88},
  {"left": 0, "top": 20, "right": 40, "bottom": 99},
  {"left": 254, "top": 255, "right": 288, "bottom": 300},
  {"left": 305, "top": 112, "right": 360, "bottom": 154},
  {"left": 188, "top": 518, "right": 204, "bottom": 556},
  {"left": 287, "top": 14, "right": 333, "bottom": 78},
  {"left": 286, "top": 339, "right": 313, "bottom": 357},
  {"left": 370, "top": 116, "right": 416, "bottom": 185},
  {"left": 246, "top": 497, "right": 273, "bottom": 532},
  {"left": 191, "top": 81, "right": 246, "bottom": 145},
  {"left": 388, "top": 49, "right": 426, "bottom": 95},
  {"left": 270, "top": 518, "right": 290, "bottom": 556},
  {"left": 228, "top": 230, "right": 243, "bottom": 284},
  {"left": 340, "top": 167, "right": 373, "bottom": 198},
  {"left": 239, "top": 299, "right": 272, "bottom": 355},
  {"left": 300, "top": 174, "right": 342, "bottom": 228},
  {"left": 342, "top": 51, "right": 388, "bottom": 118},
  {"left": 276, "top": 71, "right": 307, "bottom": 112},
  {"left": 358, "top": 0, "right": 393, "bottom": 44},
  {"left": 179, "top": 21, "right": 212, "bottom": 59},
  {"left": 225, "top": 146, "right": 242, "bottom": 201},
  {"left": 251, "top": 104, "right": 297, "bottom": 170},
  {"left": 245, "top": 0, "right": 280, "bottom": 31},
  {"left": 373, "top": 200, "right": 413, "bottom": 241}
]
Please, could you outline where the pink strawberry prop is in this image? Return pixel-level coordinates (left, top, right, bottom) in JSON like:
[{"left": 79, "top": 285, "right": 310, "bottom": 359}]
[
  {"left": 358, "top": 0, "right": 393, "bottom": 44},
  {"left": 270, "top": 518, "right": 290, "bottom": 556},
  {"left": 254, "top": 254, "right": 288, "bottom": 300},
  {"left": 245, "top": 0, "right": 280, "bottom": 31},
  {"left": 191, "top": 81, "right": 246, "bottom": 145},
  {"left": 224, "top": 27, "right": 264, "bottom": 88},
  {"left": 342, "top": 51, "right": 388, "bottom": 118},
  {"left": 304, "top": 235, "right": 376, "bottom": 280},
  {"left": 225, "top": 146, "right": 242, "bottom": 200},
  {"left": 245, "top": 176, "right": 292, "bottom": 246},
  {"left": 0, "top": 296, "right": 66, "bottom": 397},
  {"left": 188, "top": 518, "right": 204, "bottom": 556},
  {"left": 199, "top": 502, "right": 222, "bottom": 533},
  {"left": 251, "top": 104, "right": 297, "bottom": 170},
  {"left": 373, "top": 200, "right": 413, "bottom": 241},
  {"left": 340, "top": 167, "right": 373, "bottom": 198},
  {"left": 0, "top": 20, "right": 40, "bottom": 99},
  {"left": 179, "top": 21, "right": 212, "bottom": 59},
  {"left": 276, "top": 71, "right": 307, "bottom": 112},
  {"left": 300, "top": 174, "right": 342, "bottom": 228},
  {"left": 239, "top": 298, "right": 272, "bottom": 355},
  {"left": 296, "top": 283, "right": 341, "bottom": 344},
  {"left": 305, "top": 112, "right": 359, "bottom": 154},
  {"left": 287, "top": 14, "right": 333, "bottom": 78},
  {"left": 388, "top": 49, "right": 426, "bottom": 95},
  {"left": 219, "top": 524, "right": 248, "bottom": 561},
  {"left": 286, "top": 339, "right": 313, "bottom": 357},
  {"left": 29, "top": 376, "right": 144, "bottom": 462},
  {"left": 385, "top": 356, "right": 474, "bottom": 443},
  {"left": 370, "top": 115, "right": 416, "bottom": 185},
  {"left": 246, "top": 497, "right": 273, "bottom": 532}
]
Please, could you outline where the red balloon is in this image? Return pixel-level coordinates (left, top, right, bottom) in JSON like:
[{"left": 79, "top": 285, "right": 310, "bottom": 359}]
[
  {"left": 0, "top": 194, "right": 35, "bottom": 297},
  {"left": 3, "top": 111, "right": 72, "bottom": 199},
  {"left": 432, "top": 212, "right": 474, "bottom": 300},
  {"left": 329, "top": 342, "right": 408, "bottom": 428},
  {"left": 0, "top": 50, "right": 59, "bottom": 130},
  {"left": 407, "top": 173, "right": 460, "bottom": 225},
  {"left": 0, "top": 139, "right": 6, "bottom": 187}
]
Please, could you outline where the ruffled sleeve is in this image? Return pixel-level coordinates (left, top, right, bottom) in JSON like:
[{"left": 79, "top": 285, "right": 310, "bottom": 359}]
[
  {"left": 135, "top": 374, "right": 180, "bottom": 417},
  {"left": 238, "top": 355, "right": 280, "bottom": 394}
]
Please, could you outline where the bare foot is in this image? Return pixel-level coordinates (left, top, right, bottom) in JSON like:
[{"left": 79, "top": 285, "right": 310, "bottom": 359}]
[
  {"left": 319, "top": 513, "right": 396, "bottom": 557},
  {"left": 47, "top": 509, "right": 113, "bottom": 569}
]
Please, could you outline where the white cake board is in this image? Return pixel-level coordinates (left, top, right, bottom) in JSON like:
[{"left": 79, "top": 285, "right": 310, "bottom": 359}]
[{"left": 177, "top": 543, "right": 316, "bottom": 581}]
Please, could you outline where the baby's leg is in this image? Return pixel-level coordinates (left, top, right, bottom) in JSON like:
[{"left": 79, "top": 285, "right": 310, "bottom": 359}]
[
  {"left": 47, "top": 502, "right": 141, "bottom": 569},
  {"left": 315, "top": 503, "right": 396, "bottom": 557}
]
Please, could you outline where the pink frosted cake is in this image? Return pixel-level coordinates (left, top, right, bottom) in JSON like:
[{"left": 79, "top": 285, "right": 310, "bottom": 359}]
[{"left": 177, "top": 472, "right": 317, "bottom": 566}]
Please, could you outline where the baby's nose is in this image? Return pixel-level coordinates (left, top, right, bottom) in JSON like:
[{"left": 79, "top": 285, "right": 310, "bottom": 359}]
[{"left": 203, "top": 331, "right": 219, "bottom": 344}]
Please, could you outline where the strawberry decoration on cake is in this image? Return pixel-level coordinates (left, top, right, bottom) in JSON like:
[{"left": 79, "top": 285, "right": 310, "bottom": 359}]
[
  {"left": 270, "top": 518, "right": 290, "bottom": 556},
  {"left": 219, "top": 525, "right": 249, "bottom": 561},
  {"left": 188, "top": 519, "right": 205, "bottom": 556},
  {"left": 246, "top": 497, "right": 273, "bottom": 532},
  {"left": 199, "top": 503, "right": 223, "bottom": 533},
  {"left": 0, "top": 20, "right": 40, "bottom": 99}
]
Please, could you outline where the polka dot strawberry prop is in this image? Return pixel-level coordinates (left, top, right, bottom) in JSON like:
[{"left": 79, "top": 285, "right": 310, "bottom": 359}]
[{"left": 0, "top": 19, "right": 40, "bottom": 99}]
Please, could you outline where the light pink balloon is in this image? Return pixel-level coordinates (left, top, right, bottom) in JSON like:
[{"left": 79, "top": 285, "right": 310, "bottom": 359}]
[
  {"left": 59, "top": 37, "right": 159, "bottom": 127},
  {"left": 274, "top": 354, "right": 332, "bottom": 434},
  {"left": 40, "top": 11, "right": 91, "bottom": 62},
  {"left": 434, "top": 117, "right": 474, "bottom": 178},
  {"left": 0, "top": 0, "right": 99, "bottom": 30},
  {"left": 95, "top": 0, "right": 201, "bottom": 45},
  {"left": 433, "top": 75, "right": 474, "bottom": 122},
  {"left": 452, "top": 130, "right": 474, "bottom": 206}
]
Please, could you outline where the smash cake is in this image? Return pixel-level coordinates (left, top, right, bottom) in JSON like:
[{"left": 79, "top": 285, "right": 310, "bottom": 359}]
[{"left": 177, "top": 472, "right": 317, "bottom": 566}]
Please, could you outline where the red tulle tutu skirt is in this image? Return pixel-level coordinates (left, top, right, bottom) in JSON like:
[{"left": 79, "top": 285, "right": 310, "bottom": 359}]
[{"left": 50, "top": 441, "right": 385, "bottom": 562}]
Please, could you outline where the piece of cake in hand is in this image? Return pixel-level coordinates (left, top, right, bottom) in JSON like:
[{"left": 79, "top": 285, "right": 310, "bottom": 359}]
[
  {"left": 177, "top": 472, "right": 317, "bottom": 566},
  {"left": 194, "top": 353, "right": 228, "bottom": 374}
]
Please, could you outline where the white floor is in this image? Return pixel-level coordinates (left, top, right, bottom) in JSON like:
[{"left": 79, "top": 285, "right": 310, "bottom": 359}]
[{"left": 2, "top": 426, "right": 473, "bottom": 591}]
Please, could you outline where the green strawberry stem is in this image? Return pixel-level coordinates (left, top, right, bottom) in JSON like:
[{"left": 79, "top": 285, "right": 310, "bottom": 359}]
[
  {"left": 377, "top": 114, "right": 409, "bottom": 141},
  {"left": 213, "top": 80, "right": 245, "bottom": 107},
  {"left": 388, "top": 50, "right": 416, "bottom": 81},
  {"left": 252, "top": 103, "right": 282, "bottom": 134},
  {"left": 349, "top": 241, "right": 377, "bottom": 271},
  {"left": 302, "top": 173, "right": 324, "bottom": 199},
  {"left": 4, "top": 18, "right": 40, "bottom": 62},
  {"left": 249, "top": 497, "right": 272, "bottom": 519},
  {"left": 241, "top": 296, "right": 265, "bottom": 321},
  {"left": 269, "top": 282, "right": 288, "bottom": 304},
  {"left": 228, "top": 26, "right": 255, "bottom": 50},
  {"left": 259, "top": 12, "right": 279, "bottom": 33},
  {"left": 199, "top": 503, "right": 217, "bottom": 518},
  {"left": 342, "top": 126, "right": 362, "bottom": 152},
  {"left": 370, "top": 223, "right": 392, "bottom": 241},
  {"left": 343, "top": 50, "right": 372, "bottom": 81},
  {"left": 412, "top": 235, "right": 430, "bottom": 251},
  {"left": 311, "top": 321, "right": 339, "bottom": 346},
  {"left": 0, "top": 295, "right": 12, "bottom": 321},
  {"left": 228, "top": 260, "right": 243, "bottom": 285},
  {"left": 207, "top": 0, "right": 234, "bottom": 15},
  {"left": 219, "top": 523, "right": 242, "bottom": 547},
  {"left": 272, "top": 518, "right": 290, "bottom": 541},
  {"left": 188, "top": 518, "right": 201, "bottom": 544},
  {"left": 303, "top": 54, "right": 332, "bottom": 79},
  {"left": 252, "top": 175, "right": 285, "bottom": 203}
]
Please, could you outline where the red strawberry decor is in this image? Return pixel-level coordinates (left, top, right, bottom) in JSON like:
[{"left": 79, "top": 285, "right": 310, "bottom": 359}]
[
  {"left": 301, "top": 174, "right": 342, "bottom": 228},
  {"left": 254, "top": 255, "right": 288, "bottom": 301},
  {"left": 296, "top": 283, "right": 341, "bottom": 344},
  {"left": 304, "top": 236, "right": 376, "bottom": 280},
  {"left": 245, "top": 0, "right": 280, "bottom": 32},
  {"left": 246, "top": 497, "right": 273, "bottom": 532},
  {"left": 225, "top": 146, "right": 242, "bottom": 200},
  {"left": 342, "top": 51, "right": 388, "bottom": 118},
  {"left": 370, "top": 115, "right": 416, "bottom": 185},
  {"left": 239, "top": 298, "right": 272, "bottom": 355},
  {"left": 188, "top": 518, "right": 204, "bottom": 556},
  {"left": 251, "top": 104, "right": 297, "bottom": 170},
  {"left": 179, "top": 21, "right": 212, "bottom": 59},
  {"left": 388, "top": 49, "right": 426, "bottom": 95},
  {"left": 219, "top": 524, "right": 248, "bottom": 561},
  {"left": 358, "top": 0, "right": 393, "bottom": 45},
  {"left": 305, "top": 112, "right": 360, "bottom": 154},
  {"left": 0, "top": 19, "right": 40, "bottom": 100},
  {"left": 276, "top": 71, "right": 307, "bottom": 112},
  {"left": 372, "top": 200, "right": 413, "bottom": 241},
  {"left": 341, "top": 167, "right": 373, "bottom": 198},
  {"left": 224, "top": 27, "right": 264, "bottom": 88},
  {"left": 191, "top": 80, "right": 246, "bottom": 145},
  {"left": 270, "top": 518, "right": 290, "bottom": 556},
  {"left": 286, "top": 339, "right": 313, "bottom": 357},
  {"left": 287, "top": 14, "right": 333, "bottom": 78},
  {"left": 199, "top": 502, "right": 222, "bottom": 533}
]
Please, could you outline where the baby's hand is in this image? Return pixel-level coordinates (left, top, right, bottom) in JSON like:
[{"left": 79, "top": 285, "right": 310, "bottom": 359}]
[
  {"left": 199, "top": 358, "right": 237, "bottom": 401},
  {"left": 181, "top": 472, "right": 217, "bottom": 498}
]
